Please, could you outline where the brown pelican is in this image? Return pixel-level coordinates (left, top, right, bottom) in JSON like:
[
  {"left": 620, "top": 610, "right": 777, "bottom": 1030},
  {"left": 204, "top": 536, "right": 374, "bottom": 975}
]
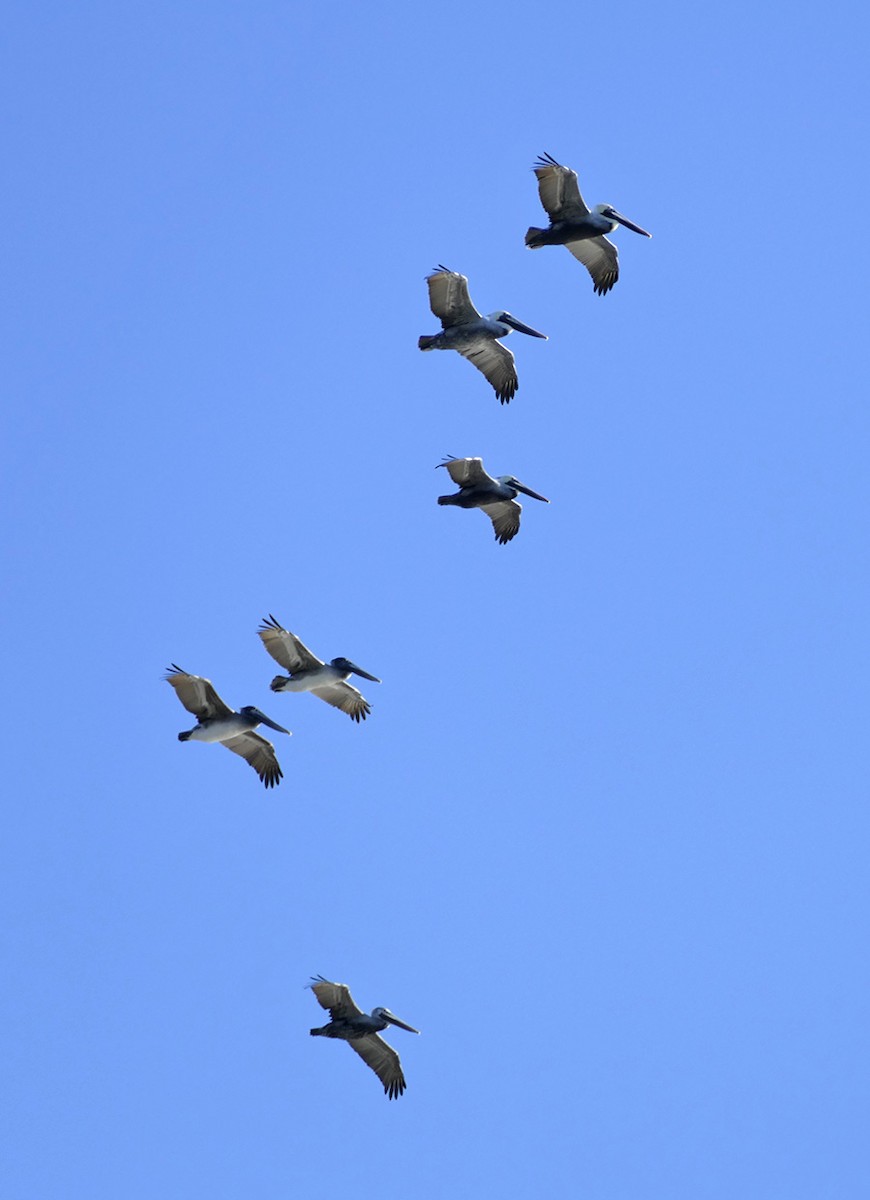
[
  {"left": 418, "top": 266, "right": 547, "bottom": 404},
  {"left": 437, "top": 455, "right": 549, "bottom": 544},
  {"left": 525, "top": 153, "right": 651, "bottom": 294},
  {"left": 257, "top": 616, "right": 380, "bottom": 722},
  {"left": 165, "top": 665, "right": 291, "bottom": 788},
  {"left": 308, "top": 976, "right": 419, "bottom": 1099}
]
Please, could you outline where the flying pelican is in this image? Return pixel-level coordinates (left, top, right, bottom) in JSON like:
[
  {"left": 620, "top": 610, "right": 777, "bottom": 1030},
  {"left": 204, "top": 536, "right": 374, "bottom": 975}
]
[
  {"left": 418, "top": 266, "right": 547, "bottom": 404},
  {"left": 165, "top": 665, "right": 291, "bottom": 788},
  {"left": 257, "top": 615, "right": 381, "bottom": 722},
  {"left": 437, "top": 455, "right": 549, "bottom": 544},
  {"left": 308, "top": 976, "right": 419, "bottom": 1099},
  {"left": 525, "top": 153, "right": 651, "bottom": 294}
]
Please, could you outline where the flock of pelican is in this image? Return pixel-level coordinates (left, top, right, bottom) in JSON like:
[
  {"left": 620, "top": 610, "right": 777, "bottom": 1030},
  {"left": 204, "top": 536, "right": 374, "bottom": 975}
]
[
  {"left": 165, "top": 616, "right": 380, "bottom": 787},
  {"left": 419, "top": 154, "right": 651, "bottom": 414},
  {"left": 166, "top": 154, "right": 649, "bottom": 1097},
  {"left": 419, "top": 154, "right": 649, "bottom": 548}
]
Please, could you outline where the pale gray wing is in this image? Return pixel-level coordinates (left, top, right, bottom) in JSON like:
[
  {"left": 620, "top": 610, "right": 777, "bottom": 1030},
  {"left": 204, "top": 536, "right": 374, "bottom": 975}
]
[
  {"left": 349, "top": 1033, "right": 408, "bottom": 1100},
  {"left": 439, "top": 456, "right": 498, "bottom": 489},
  {"left": 221, "top": 731, "right": 283, "bottom": 788},
  {"left": 308, "top": 977, "right": 364, "bottom": 1021},
  {"left": 310, "top": 681, "right": 372, "bottom": 722},
  {"left": 457, "top": 338, "right": 518, "bottom": 404},
  {"left": 533, "top": 154, "right": 590, "bottom": 221},
  {"left": 565, "top": 234, "right": 619, "bottom": 295},
  {"left": 480, "top": 499, "right": 522, "bottom": 545},
  {"left": 164, "top": 666, "right": 233, "bottom": 720},
  {"left": 258, "top": 616, "right": 324, "bottom": 673},
  {"left": 426, "top": 267, "right": 481, "bottom": 328}
]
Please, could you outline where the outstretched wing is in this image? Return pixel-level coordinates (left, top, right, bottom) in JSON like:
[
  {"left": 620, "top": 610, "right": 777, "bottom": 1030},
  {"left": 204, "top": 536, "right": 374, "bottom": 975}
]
[
  {"left": 565, "top": 234, "right": 620, "bottom": 296},
  {"left": 456, "top": 338, "right": 518, "bottom": 404},
  {"left": 438, "top": 456, "right": 499, "bottom": 490},
  {"left": 308, "top": 977, "right": 364, "bottom": 1020},
  {"left": 533, "top": 153, "right": 590, "bottom": 221},
  {"left": 426, "top": 266, "right": 481, "bottom": 328},
  {"left": 310, "top": 681, "right": 372, "bottom": 722},
  {"left": 258, "top": 616, "right": 324, "bottom": 673},
  {"left": 221, "top": 731, "right": 283, "bottom": 788},
  {"left": 480, "top": 499, "right": 522, "bottom": 545},
  {"left": 164, "top": 666, "right": 233, "bottom": 721},
  {"left": 349, "top": 1033, "right": 408, "bottom": 1100}
]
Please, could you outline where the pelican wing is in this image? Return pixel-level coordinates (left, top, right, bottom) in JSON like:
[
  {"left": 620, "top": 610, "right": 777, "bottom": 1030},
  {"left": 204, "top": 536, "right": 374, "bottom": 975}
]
[
  {"left": 457, "top": 338, "right": 518, "bottom": 404},
  {"left": 349, "top": 1032, "right": 408, "bottom": 1100},
  {"left": 480, "top": 499, "right": 522, "bottom": 545},
  {"left": 426, "top": 267, "right": 481, "bottom": 328},
  {"left": 258, "top": 616, "right": 324, "bottom": 673},
  {"left": 439, "top": 455, "right": 499, "bottom": 489},
  {"left": 310, "top": 680, "right": 372, "bottom": 723},
  {"left": 164, "top": 666, "right": 233, "bottom": 720},
  {"left": 565, "top": 234, "right": 619, "bottom": 296},
  {"left": 221, "top": 731, "right": 283, "bottom": 788},
  {"left": 308, "top": 977, "right": 364, "bottom": 1021},
  {"left": 533, "top": 153, "right": 590, "bottom": 221}
]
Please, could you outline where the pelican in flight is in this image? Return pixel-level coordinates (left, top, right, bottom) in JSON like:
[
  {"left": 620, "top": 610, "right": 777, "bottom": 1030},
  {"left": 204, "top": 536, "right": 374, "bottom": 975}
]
[
  {"left": 257, "top": 615, "right": 381, "bottom": 722},
  {"left": 437, "top": 455, "right": 549, "bottom": 544},
  {"left": 418, "top": 266, "right": 547, "bottom": 404},
  {"left": 525, "top": 153, "right": 651, "bottom": 294},
  {"left": 308, "top": 976, "right": 419, "bottom": 1099},
  {"left": 165, "top": 666, "right": 291, "bottom": 788}
]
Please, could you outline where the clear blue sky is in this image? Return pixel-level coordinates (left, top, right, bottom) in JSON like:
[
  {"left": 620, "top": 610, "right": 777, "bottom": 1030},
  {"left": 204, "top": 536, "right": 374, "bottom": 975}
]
[{"left": 3, "top": 2, "right": 868, "bottom": 1196}]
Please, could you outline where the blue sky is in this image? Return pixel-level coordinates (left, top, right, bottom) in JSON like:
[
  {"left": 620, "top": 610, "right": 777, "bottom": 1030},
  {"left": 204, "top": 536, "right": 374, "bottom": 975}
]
[{"left": 3, "top": 1, "right": 869, "bottom": 1196}]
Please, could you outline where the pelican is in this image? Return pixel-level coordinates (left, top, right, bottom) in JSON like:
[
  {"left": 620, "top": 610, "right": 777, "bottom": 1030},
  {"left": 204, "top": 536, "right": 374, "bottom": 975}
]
[
  {"left": 165, "top": 665, "right": 291, "bottom": 788},
  {"left": 437, "top": 455, "right": 549, "bottom": 544},
  {"left": 418, "top": 266, "right": 547, "bottom": 404},
  {"left": 257, "top": 615, "right": 381, "bottom": 722},
  {"left": 308, "top": 976, "right": 419, "bottom": 1099},
  {"left": 525, "top": 153, "right": 651, "bottom": 294}
]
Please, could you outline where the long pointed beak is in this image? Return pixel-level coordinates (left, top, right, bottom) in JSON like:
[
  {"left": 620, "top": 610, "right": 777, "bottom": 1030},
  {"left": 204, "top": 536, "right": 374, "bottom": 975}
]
[
  {"left": 514, "top": 481, "right": 549, "bottom": 503},
  {"left": 348, "top": 663, "right": 381, "bottom": 683},
  {"left": 611, "top": 210, "right": 652, "bottom": 238},
  {"left": 383, "top": 1011, "right": 420, "bottom": 1034},
  {"left": 502, "top": 314, "right": 548, "bottom": 339},
  {"left": 255, "top": 712, "right": 292, "bottom": 736}
]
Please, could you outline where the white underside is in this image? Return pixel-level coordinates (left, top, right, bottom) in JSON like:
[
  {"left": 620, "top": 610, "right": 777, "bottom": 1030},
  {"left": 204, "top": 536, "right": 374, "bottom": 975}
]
[
  {"left": 188, "top": 718, "right": 249, "bottom": 743},
  {"left": 278, "top": 668, "right": 345, "bottom": 692}
]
